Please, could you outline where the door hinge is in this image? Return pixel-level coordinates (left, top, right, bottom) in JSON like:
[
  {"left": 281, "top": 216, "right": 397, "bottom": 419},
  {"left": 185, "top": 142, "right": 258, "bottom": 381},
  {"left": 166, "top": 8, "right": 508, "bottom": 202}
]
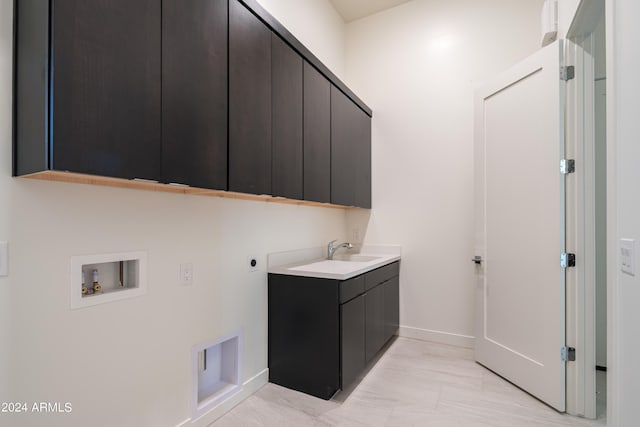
[
  {"left": 560, "top": 159, "right": 575, "bottom": 174},
  {"left": 560, "top": 65, "right": 575, "bottom": 81},
  {"left": 561, "top": 346, "right": 576, "bottom": 362},
  {"left": 561, "top": 252, "right": 576, "bottom": 268}
]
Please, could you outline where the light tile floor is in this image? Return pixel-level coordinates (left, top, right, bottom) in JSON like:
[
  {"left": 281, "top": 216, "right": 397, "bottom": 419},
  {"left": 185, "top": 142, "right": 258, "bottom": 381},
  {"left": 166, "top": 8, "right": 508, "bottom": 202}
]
[{"left": 212, "top": 337, "right": 607, "bottom": 426}]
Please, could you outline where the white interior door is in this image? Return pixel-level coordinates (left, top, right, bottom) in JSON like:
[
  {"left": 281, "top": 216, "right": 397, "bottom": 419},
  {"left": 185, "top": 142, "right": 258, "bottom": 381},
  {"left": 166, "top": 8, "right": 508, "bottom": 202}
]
[{"left": 474, "top": 40, "right": 566, "bottom": 412}]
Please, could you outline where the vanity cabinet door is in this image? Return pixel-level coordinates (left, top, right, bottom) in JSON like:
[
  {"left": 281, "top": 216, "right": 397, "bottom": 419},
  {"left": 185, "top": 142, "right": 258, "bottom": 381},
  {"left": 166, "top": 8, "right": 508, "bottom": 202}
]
[
  {"left": 384, "top": 276, "right": 400, "bottom": 342},
  {"left": 268, "top": 274, "right": 340, "bottom": 400},
  {"left": 340, "top": 294, "right": 365, "bottom": 389},
  {"left": 365, "top": 283, "right": 385, "bottom": 363}
]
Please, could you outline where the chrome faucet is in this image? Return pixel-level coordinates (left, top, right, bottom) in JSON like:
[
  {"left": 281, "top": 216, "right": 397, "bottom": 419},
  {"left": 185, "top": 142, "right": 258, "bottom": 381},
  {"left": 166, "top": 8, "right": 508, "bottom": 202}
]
[{"left": 328, "top": 239, "right": 353, "bottom": 260}]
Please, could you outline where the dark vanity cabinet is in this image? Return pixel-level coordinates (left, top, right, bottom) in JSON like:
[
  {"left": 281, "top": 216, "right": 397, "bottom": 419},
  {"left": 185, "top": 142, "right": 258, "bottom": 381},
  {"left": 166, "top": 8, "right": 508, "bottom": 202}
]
[
  {"left": 162, "top": 0, "right": 228, "bottom": 189},
  {"left": 268, "top": 261, "right": 400, "bottom": 399},
  {"left": 15, "top": 0, "right": 162, "bottom": 179}
]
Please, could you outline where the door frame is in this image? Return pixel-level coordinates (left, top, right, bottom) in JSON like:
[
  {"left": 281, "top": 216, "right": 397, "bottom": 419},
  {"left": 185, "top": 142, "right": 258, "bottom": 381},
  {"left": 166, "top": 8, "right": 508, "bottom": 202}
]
[{"left": 565, "top": 0, "right": 607, "bottom": 419}]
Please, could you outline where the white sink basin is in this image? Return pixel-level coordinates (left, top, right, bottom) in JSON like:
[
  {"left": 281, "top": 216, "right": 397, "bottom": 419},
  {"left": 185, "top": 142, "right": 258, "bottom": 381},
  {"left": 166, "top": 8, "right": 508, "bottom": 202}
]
[
  {"left": 331, "top": 254, "right": 381, "bottom": 262},
  {"left": 288, "top": 260, "right": 362, "bottom": 275},
  {"left": 268, "top": 245, "right": 401, "bottom": 280},
  {"left": 287, "top": 255, "right": 384, "bottom": 276}
]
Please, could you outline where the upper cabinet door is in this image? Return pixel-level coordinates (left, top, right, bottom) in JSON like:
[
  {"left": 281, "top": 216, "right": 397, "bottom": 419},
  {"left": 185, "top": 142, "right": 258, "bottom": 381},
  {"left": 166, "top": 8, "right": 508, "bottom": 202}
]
[
  {"left": 271, "top": 35, "right": 303, "bottom": 200},
  {"left": 354, "top": 107, "right": 372, "bottom": 209},
  {"left": 303, "top": 62, "right": 331, "bottom": 204},
  {"left": 52, "top": 0, "right": 161, "bottom": 180},
  {"left": 162, "top": 0, "right": 228, "bottom": 190},
  {"left": 229, "top": 0, "right": 272, "bottom": 196},
  {"left": 331, "top": 86, "right": 372, "bottom": 208}
]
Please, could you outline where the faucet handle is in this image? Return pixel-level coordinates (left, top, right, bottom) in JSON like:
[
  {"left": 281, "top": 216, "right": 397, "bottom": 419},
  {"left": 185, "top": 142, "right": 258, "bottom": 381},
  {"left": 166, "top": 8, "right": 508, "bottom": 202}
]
[{"left": 328, "top": 239, "right": 338, "bottom": 248}]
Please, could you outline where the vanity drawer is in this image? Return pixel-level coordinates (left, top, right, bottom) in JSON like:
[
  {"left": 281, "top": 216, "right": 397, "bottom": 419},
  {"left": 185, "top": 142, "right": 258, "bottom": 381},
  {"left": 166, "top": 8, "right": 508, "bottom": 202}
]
[
  {"left": 340, "top": 275, "right": 365, "bottom": 303},
  {"left": 365, "top": 261, "right": 399, "bottom": 291}
]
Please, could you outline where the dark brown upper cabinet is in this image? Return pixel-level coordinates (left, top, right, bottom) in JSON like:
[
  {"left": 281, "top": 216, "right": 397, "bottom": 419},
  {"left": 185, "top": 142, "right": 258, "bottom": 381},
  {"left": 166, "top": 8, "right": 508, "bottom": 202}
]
[
  {"left": 271, "top": 35, "right": 303, "bottom": 200},
  {"left": 303, "top": 62, "right": 331, "bottom": 204},
  {"left": 228, "top": 0, "right": 272, "bottom": 196},
  {"left": 331, "top": 86, "right": 372, "bottom": 208},
  {"left": 14, "top": 0, "right": 372, "bottom": 209},
  {"left": 14, "top": 0, "right": 162, "bottom": 180},
  {"left": 162, "top": 0, "right": 228, "bottom": 190}
]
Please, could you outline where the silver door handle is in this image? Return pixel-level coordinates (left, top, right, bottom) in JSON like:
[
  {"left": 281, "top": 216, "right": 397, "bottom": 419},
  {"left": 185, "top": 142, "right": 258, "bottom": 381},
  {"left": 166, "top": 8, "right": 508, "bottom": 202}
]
[{"left": 472, "top": 256, "right": 482, "bottom": 264}]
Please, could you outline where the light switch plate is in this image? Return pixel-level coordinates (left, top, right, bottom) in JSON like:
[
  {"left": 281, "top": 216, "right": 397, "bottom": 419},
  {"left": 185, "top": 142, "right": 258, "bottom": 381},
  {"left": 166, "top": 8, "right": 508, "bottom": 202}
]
[
  {"left": 180, "top": 263, "right": 193, "bottom": 285},
  {"left": 620, "top": 238, "right": 635, "bottom": 276},
  {"left": 0, "top": 241, "right": 7, "bottom": 276}
]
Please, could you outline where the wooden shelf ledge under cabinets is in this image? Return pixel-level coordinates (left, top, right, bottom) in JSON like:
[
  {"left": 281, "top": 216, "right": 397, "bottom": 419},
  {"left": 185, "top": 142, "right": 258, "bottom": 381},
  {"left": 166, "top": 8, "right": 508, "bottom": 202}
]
[{"left": 20, "top": 171, "right": 351, "bottom": 210}]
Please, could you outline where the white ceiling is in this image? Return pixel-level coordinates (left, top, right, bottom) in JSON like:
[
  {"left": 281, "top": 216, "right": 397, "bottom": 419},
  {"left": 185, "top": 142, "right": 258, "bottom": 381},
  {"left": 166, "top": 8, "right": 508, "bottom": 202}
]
[{"left": 330, "top": 0, "right": 413, "bottom": 22}]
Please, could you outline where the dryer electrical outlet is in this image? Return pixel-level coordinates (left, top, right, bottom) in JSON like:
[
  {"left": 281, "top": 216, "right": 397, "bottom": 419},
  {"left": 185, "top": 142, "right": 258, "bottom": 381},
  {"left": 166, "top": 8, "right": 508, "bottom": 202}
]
[{"left": 247, "top": 255, "right": 259, "bottom": 272}]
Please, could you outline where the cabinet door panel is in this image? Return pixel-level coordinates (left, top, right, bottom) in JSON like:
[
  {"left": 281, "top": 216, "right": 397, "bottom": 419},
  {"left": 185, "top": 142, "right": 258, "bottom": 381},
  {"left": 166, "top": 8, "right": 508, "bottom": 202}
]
[
  {"left": 355, "top": 111, "right": 372, "bottom": 208},
  {"left": 331, "top": 86, "right": 371, "bottom": 207},
  {"left": 384, "top": 276, "right": 400, "bottom": 343},
  {"left": 269, "top": 275, "right": 340, "bottom": 399},
  {"left": 365, "top": 284, "right": 385, "bottom": 363},
  {"left": 330, "top": 86, "right": 355, "bottom": 206},
  {"left": 162, "top": 0, "right": 228, "bottom": 189},
  {"left": 272, "top": 35, "right": 303, "bottom": 199},
  {"left": 52, "top": 0, "right": 161, "bottom": 180},
  {"left": 341, "top": 295, "right": 365, "bottom": 389},
  {"left": 229, "top": 0, "right": 272, "bottom": 195},
  {"left": 303, "top": 62, "right": 331, "bottom": 203}
]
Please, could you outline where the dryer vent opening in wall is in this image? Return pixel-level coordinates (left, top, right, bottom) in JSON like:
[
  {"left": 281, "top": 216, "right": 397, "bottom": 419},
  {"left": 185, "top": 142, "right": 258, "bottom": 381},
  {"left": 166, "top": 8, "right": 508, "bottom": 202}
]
[
  {"left": 192, "top": 332, "right": 242, "bottom": 420},
  {"left": 70, "top": 251, "right": 147, "bottom": 309}
]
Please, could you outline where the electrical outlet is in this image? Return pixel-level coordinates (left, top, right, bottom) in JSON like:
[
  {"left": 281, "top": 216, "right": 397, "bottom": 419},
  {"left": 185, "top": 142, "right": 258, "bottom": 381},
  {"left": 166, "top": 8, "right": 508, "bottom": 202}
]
[
  {"left": 247, "top": 255, "right": 259, "bottom": 272},
  {"left": 180, "top": 262, "right": 193, "bottom": 285},
  {"left": 353, "top": 229, "right": 361, "bottom": 241},
  {"left": 0, "top": 241, "right": 7, "bottom": 276}
]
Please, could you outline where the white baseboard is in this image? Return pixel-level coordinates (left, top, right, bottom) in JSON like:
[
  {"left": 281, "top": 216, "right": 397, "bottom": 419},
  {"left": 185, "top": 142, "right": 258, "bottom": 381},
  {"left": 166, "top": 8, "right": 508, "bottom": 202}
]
[
  {"left": 399, "top": 325, "right": 475, "bottom": 349},
  {"left": 176, "top": 369, "right": 268, "bottom": 427},
  {"left": 175, "top": 327, "right": 473, "bottom": 426}
]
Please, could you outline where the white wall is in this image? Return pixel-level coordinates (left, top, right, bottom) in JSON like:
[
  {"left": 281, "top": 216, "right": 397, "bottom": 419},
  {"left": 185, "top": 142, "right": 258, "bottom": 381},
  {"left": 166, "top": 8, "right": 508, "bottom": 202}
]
[
  {"left": 0, "top": 1, "right": 348, "bottom": 426},
  {"left": 256, "top": 0, "right": 347, "bottom": 79},
  {"left": 559, "top": 0, "right": 582, "bottom": 38},
  {"left": 0, "top": 0, "right": 13, "bottom": 408},
  {"left": 345, "top": 0, "right": 543, "bottom": 346},
  {"left": 608, "top": 0, "right": 640, "bottom": 424}
]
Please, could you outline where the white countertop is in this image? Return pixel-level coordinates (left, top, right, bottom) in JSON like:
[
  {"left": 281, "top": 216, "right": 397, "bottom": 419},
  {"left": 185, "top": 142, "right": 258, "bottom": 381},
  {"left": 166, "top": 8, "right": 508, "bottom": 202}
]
[{"left": 267, "top": 245, "right": 401, "bottom": 280}]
